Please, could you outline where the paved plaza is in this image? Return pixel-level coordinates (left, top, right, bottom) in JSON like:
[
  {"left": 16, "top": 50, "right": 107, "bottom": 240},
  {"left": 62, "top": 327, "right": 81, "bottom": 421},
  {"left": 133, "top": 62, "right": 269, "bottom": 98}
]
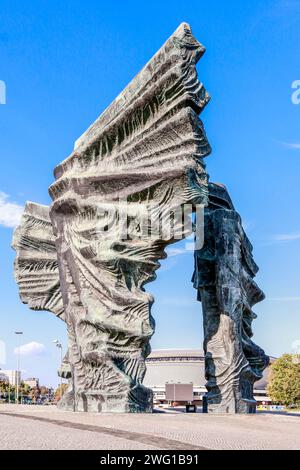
[{"left": 0, "top": 405, "right": 299, "bottom": 450}]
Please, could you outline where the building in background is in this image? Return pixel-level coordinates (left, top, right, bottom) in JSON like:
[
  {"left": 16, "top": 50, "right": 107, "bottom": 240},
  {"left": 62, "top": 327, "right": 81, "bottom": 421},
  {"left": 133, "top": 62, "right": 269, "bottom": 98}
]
[
  {"left": 144, "top": 349, "right": 273, "bottom": 405},
  {"left": 24, "top": 378, "right": 39, "bottom": 388},
  {"left": 0, "top": 370, "right": 9, "bottom": 382},
  {"left": 0, "top": 370, "right": 21, "bottom": 386}
]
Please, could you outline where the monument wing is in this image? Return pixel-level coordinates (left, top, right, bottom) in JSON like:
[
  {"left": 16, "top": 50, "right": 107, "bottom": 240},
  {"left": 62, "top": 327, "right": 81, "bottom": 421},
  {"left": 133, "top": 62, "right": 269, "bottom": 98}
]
[
  {"left": 12, "top": 202, "right": 64, "bottom": 320},
  {"left": 47, "top": 22, "right": 211, "bottom": 413}
]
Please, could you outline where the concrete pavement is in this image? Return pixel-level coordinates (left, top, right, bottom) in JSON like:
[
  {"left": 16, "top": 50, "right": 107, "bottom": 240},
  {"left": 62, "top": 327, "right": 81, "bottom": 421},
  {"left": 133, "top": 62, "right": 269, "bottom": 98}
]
[{"left": 0, "top": 404, "right": 299, "bottom": 450}]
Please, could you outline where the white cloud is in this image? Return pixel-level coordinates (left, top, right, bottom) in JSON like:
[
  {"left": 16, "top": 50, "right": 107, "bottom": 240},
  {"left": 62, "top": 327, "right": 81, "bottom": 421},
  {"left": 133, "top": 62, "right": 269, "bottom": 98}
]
[
  {"left": 167, "top": 248, "right": 187, "bottom": 257},
  {"left": 0, "top": 340, "right": 6, "bottom": 364},
  {"left": 267, "top": 296, "right": 300, "bottom": 302},
  {"left": 166, "top": 247, "right": 193, "bottom": 257},
  {"left": 161, "top": 297, "right": 197, "bottom": 307},
  {"left": 276, "top": 140, "right": 300, "bottom": 149},
  {"left": 0, "top": 192, "right": 24, "bottom": 228},
  {"left": 259, "top": 231, "right": 300, "bottom": 247},
  {"left": 14, "top": 342, "right": 46, "bottom": 357},
  {"left": 272, "top": 232, "right": 300, "bottom": 242}
]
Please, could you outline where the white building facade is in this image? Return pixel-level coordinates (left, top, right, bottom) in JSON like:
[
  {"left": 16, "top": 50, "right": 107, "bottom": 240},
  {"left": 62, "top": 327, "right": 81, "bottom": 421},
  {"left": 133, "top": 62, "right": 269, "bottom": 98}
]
[
  {"left": 0, "top": 370, "right": 9, "bottom": 382},
  {"left": 1, "top": 370, "right": 21, "bottom": 386},
  {"left": 24, "top": 378, "right": 39, "bottom": 388}
]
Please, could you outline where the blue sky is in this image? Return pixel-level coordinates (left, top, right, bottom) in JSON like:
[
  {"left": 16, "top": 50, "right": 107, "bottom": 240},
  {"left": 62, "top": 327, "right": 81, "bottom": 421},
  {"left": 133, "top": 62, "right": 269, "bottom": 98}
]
[{"left": 0, "top": 0, "right": 299, "bottom": 387}]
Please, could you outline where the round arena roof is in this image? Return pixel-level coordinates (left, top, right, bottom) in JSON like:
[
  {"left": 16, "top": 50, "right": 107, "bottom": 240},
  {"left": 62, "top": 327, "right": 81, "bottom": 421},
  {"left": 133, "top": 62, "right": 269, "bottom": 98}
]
[
  {"left": 144, "top": 349, "right": 272, "bottom": 390},
  {"left": 144, "top": 349, "right": 205, "bottom": 388},
  {"left": 146, "top": 349, "right": 204, "bottom": 360}
]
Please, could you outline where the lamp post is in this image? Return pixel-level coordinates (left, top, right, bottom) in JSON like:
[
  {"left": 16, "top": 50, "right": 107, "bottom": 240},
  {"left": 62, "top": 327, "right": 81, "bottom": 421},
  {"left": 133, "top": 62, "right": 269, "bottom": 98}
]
[
  {"left": 14, "top": 331, "right": 23, "bottom": 404},
  {"left": 53, "top": 340, "right": 63, "bottom": 398}
]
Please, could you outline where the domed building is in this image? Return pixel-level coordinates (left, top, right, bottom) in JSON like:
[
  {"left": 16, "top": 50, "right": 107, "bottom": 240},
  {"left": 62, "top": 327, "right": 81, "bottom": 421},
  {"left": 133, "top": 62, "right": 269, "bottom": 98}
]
[{"left": 144, "top": 349, "right": 273, "bottom": 405}]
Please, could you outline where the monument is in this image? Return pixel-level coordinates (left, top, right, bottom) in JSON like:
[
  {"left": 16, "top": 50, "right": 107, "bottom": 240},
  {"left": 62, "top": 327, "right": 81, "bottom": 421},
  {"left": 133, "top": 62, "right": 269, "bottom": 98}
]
[
  {"left": 193, "top": 183, "right": 269, "bottom": 413},
  {"left": 12, "top": 23, "right": 269, "bottom": 413}
]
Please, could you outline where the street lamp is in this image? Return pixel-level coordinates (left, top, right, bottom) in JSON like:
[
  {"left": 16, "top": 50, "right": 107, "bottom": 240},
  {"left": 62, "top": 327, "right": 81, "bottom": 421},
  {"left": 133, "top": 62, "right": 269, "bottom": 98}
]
[
  {"left": 53, "top": 340, "right": 63, "bottom": 397},
  {"left": 14, "top": 331, "right": 23, "bottom": 404}
]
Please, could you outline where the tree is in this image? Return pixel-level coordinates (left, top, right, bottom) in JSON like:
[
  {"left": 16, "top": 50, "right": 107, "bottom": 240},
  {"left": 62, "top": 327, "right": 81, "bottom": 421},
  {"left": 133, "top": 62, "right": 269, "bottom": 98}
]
[
  {"left": 0, "top": 380, "right": 8, "bottom": 401},
  {"left": 268, "top": 354, "right": 300, "bottom": 407},
  {"left": 0, "top": 380, "right": 15, "bottom": 402},
  {"left": 19, "top": 382, "right": 30, "bottom": 398},
  {"left": 54, "top": 383, "right": 68, "bottom": 402}
]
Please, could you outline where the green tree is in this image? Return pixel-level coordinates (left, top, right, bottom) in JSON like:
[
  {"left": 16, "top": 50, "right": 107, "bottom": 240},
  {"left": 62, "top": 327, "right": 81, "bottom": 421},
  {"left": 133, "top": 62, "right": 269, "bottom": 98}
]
[
  {"left": 0, "top": 380, "right": 16, "bottom": 401},
  {"left": 55, "top": 383, "right": 68, "bottom": 401},
  {"left": 19, "top": 382, "right": 30, "bottom": 397},
  {"left": 29, "top": 386, "right": 41, "bottom": 403},
  {"left": 0, "top": 380, "right": 7, "bottom": 401},
  {"left": 268, "top": 354, "right": 300, "bottom": 407},
  {"left": 40, "top": 386, "right": 48, "bottom": 397}
]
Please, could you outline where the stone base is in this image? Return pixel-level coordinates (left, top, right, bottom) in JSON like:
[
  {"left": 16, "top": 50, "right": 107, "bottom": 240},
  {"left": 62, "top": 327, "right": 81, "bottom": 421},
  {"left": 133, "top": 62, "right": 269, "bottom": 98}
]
[
  {"left": 57, "top": 384, "right": 153, "bottom": 413},
  {"left": 202, "top": 394, "right": 257, "bottom": 414}
]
